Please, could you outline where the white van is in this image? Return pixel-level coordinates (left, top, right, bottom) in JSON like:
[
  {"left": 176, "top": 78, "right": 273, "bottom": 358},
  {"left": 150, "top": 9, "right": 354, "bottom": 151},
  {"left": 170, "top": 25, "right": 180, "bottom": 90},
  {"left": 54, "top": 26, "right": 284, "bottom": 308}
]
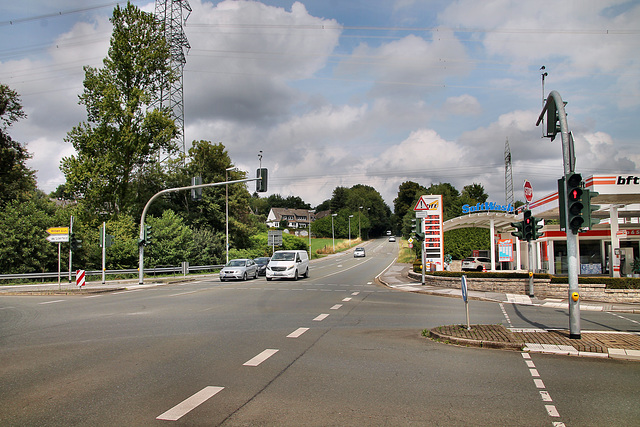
[{"left": 266, "top": 250, "right": 309, "bottom": 281}]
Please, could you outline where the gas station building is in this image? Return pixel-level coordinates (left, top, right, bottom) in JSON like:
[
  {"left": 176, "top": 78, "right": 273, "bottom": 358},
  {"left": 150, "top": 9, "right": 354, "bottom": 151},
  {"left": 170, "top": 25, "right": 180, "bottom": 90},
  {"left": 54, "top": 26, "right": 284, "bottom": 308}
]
[{"left": 444, "top": 174, "right": 640, "bottom": 277}]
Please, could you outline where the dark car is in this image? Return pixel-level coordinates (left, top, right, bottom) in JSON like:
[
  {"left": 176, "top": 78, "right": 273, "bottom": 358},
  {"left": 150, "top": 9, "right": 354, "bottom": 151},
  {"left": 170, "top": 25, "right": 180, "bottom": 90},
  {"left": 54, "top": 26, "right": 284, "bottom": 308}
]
[{"left": 254, "top": 257, "right": 270, "bottom": 276}]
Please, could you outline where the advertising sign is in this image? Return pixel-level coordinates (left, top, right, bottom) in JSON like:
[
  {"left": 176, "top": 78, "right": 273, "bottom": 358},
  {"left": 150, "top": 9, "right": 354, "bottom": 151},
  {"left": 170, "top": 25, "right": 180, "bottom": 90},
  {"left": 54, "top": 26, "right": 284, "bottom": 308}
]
[
  {"left": 419, "top": 195, "right": 444, "bottom": 271},
  {"left": 498, "top": 239, "right": 513, "bottom": 262}
]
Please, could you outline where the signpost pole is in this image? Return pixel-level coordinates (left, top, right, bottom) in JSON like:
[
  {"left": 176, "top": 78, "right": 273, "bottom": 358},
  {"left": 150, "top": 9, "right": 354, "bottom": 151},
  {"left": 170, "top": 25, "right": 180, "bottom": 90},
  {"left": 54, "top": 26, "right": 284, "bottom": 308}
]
[
  {"left": 461, "top": 275, "right": 470, "bottom": 330},
  {"left": 68, "top": 215, "right": 73, "bottom": 283},
  {"left": 57, "top": 242, "right": 61, "bottom": 291},
  {"left": 101, "top": 222, "right": 106, "bottom": 284}
]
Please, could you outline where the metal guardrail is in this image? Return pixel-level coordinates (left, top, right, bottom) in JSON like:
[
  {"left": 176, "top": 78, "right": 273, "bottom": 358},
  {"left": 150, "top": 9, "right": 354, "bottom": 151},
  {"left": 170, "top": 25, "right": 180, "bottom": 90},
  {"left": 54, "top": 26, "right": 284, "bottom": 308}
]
[{"left": 0, "top": 264, "right": 224, "bottom": 282}]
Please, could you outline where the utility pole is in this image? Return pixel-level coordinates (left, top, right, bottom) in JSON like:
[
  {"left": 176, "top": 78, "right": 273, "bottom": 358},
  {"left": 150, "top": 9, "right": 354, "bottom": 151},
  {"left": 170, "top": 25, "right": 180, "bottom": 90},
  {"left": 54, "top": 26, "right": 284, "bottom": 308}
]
[{"left": 537, "top": 90, "right": 581, "bottom": 339}]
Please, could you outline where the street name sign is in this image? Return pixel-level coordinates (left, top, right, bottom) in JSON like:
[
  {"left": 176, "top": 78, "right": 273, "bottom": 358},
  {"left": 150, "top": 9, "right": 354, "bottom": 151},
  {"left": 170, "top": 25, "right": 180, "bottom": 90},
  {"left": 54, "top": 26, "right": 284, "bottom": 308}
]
[{"left": 47, "top": 234, "right": 69, "bottom": 243}]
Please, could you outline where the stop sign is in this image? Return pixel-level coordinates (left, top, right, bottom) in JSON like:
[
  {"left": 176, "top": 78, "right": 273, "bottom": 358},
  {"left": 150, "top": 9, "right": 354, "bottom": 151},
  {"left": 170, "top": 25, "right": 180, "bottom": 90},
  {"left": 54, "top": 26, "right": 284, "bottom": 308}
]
[{"left": 524, "top": 180, "right": 533, "bottom": 203}]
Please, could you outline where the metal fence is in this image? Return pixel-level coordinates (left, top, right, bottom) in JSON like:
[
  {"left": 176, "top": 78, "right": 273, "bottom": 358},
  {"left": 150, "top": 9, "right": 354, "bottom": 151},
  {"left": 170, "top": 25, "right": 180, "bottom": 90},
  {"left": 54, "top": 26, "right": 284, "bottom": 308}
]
[{"left": 0, "top": 264, "right": 224, "bottom": 282}]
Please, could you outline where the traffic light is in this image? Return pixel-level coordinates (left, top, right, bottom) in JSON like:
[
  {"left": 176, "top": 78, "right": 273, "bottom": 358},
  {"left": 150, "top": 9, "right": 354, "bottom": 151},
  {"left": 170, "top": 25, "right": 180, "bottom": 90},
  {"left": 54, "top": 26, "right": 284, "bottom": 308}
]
[
  {"left": 70, "top": 232, "right": 82, "bottom": 251},
  {"left": 510, "top": 219, "right": 524, "bottom": 240},
  {"left": 532, "top": 216, "right": 544, "bottom": 240},
  {"left": 523, "top": 210, "right": 533, "bottom": 241},
  {"left": 256, "top": 168, "right": 268, "bottom": 192},
  {"left": 566, "top": 172, "right": 584, "bottom": 233},
  {"left": 411, "top": 218, "right": 417, "bottom": 233},
  {"left": 546, "top": 100, "right": 561, "bottom": 141},
  {"left": 583, "top": 189, "right": 600, "bottom": 230},
  {"left": 144, "top": 224, "right": 152, "bottom": 246}
]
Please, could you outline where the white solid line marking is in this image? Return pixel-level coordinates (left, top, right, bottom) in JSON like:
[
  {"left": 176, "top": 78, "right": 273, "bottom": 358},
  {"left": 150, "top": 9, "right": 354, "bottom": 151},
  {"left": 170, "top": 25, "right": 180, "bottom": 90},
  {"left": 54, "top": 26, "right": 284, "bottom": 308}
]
[
  {"left": 534, "top": 379, "right": 545, "bottom": 388},
  {"left": 39, "top": 300, "right": 65, "bottom": 305},
  {"left": 168, "top": 290, "right": 198, "bottom": 297},
  {"left": 330, "top": 304, "right": 342, "bottom": 310},
  {"left": 545, "top": 405, "right": 560, "bottom": 417},
  {"left": 313, "top": 313, "right": 329, "bottom": 321},
  {"left": 287, "top": 327, "right": 309, "bottom": 338},
  {"left": 113, "top": 289, "right": 144, "bottom": 295},
  {"left": 342, "top": 297, "right": 352, "bottom": 302},
  {"left": 156, "top": 386, "right": 224, "bottom": 421},
  {"left": 84, "top": 294, "right": 102, "bottom": 298},
  {"left": 540, "top": 391, "right": 552, "bottom": 402},
  {"left": 243, "top": 349, "right": 279, "bottom": 366}
]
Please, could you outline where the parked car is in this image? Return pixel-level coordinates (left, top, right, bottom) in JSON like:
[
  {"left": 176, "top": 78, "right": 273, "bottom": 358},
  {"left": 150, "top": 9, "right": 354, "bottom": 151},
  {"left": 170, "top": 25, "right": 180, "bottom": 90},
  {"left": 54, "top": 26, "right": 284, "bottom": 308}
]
[
  {"left": 220, "top": 258, "right": 258, "bottom": 281},
  {"left": 254, "top": 257, "right": 270, "bottom": 276},
  {"left": 266, "top": 250, "right": 309, "bottom": 281},
  {"left": 353, "top": 247, "right": 366, "bottom": 257},
  {"left": 461, "top": 257, "right": 492, "bottom": 271},
  {"left": 388, "top": 236, "right": 396, "bottom": 242}
]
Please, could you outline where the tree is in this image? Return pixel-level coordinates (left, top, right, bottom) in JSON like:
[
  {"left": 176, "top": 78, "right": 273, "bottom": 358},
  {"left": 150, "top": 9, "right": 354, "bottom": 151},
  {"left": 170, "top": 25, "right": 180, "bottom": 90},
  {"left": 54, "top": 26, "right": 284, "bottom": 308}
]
[
  {"left": 461, "top": 183, "right": 488, "bottom": 206},
  {"left": 0, "top": 193, "right": 58, "bottom": 274},
  {"left": 0, "top": 84, "right": 36, "bottom": 206},
  {"left": 61, "top": 3, "right": 177, "bottom": 218},
  {"left": 144, "top": 210, "right": 195, "bottom": 267}
]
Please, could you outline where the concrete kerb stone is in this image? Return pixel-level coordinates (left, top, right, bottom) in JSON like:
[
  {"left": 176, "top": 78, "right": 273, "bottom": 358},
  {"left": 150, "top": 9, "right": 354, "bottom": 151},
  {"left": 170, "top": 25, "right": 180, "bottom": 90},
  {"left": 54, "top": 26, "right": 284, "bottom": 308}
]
[{"left": 427, "top": 327, "right": 524, "bottom": 351}]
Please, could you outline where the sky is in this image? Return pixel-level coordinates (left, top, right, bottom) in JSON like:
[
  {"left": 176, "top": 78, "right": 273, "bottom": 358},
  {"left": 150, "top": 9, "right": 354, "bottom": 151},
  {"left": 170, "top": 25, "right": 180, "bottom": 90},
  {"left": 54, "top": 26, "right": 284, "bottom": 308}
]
[{"left": 1, "top": 0, "right": 639, "bottom": 209}]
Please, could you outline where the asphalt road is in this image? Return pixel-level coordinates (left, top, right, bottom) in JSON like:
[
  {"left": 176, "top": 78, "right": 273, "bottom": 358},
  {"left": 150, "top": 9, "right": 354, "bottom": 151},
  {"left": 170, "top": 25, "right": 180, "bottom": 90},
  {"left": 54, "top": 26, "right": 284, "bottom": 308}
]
[{"left": 1, "top": 238, "right": 639, "bottom": 426}]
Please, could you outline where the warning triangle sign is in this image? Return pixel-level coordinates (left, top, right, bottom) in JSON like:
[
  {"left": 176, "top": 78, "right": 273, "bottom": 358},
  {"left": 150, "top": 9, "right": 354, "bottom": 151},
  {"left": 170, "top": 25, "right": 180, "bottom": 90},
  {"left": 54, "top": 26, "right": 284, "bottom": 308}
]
[{"left": 413, "top": 196, "right": 431, "bottom": 211}]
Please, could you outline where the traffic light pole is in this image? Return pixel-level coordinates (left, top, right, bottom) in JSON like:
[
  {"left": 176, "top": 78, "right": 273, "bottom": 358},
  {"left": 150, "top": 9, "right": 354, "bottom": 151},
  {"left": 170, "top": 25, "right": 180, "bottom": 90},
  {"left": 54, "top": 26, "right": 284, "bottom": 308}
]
[
  {"left": 537, "top": 90, "right": 581, "bottom": 339},
  {"left": 138, "top": 177, "right": 261, "bottom": 284}
]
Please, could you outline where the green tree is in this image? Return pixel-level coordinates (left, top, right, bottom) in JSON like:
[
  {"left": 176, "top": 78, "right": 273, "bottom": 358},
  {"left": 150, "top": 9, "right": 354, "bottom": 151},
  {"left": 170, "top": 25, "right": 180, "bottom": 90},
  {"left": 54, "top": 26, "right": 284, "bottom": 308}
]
[
  {"left": 460, "top": 183, "right": 488, "bottom": 207},
  {"left": 144, "top": 210, "right": 195, "bottom": 267},
  {"left": 0, "top": 84, "right": 36, "bottom": 206},
  {"left": 0, "top": 193, "right": 58, "bottom": 273},
  {"left": 61, "top": 3, "right": 177, "bottom": 218}
]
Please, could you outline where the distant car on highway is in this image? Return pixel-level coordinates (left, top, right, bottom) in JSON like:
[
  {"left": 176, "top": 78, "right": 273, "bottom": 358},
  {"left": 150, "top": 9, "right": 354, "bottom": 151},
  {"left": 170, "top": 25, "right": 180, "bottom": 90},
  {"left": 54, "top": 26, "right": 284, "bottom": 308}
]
[
  {"left": 220, "top": 258, "right": 258, "bottom": 281},
  {"left": 353, "top": 247, "right": 366, "bottom": 257},
  {"left": 254, "top": 257, "right": 270, "bottom": 276},
  {"left": 461, "top": 257, "right": 491, "bottom": 271},
  {"left": 388, "top": 236, "right": 396, "bottom": 242}
]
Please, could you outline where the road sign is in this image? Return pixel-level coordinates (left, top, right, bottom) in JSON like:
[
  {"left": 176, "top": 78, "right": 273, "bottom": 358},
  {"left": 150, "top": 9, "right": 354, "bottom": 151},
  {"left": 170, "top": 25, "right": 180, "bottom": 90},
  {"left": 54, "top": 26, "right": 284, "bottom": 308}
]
[
  {"left": 47, "top": 227, "right": 69, "bottom": 235},
  {"left": 46, "top": 234, "right": 69, "bottom": 243},
  {"left": 413, "top": 195, "right": 437, "bottom": 211},
  {"left": 76, "top": 269, "right": 85, "bottom": 287},
  {"left": 523, "top": 180, "right": 533, "bottom": 203}
]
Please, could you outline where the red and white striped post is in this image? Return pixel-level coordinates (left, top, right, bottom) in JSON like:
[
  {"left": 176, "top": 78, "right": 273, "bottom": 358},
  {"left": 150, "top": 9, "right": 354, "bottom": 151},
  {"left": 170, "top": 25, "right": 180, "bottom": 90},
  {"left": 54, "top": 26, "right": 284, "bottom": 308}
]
[{"left": 76, "top": 269, "right": 85, "bottom": 288}]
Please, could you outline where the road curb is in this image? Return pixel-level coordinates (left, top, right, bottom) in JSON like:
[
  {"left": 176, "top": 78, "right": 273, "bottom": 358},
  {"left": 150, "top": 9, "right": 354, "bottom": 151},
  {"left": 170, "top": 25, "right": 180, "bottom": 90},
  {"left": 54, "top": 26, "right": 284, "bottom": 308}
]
[{"left": 427, "top": 327, "right": 524, "bottom": 351}]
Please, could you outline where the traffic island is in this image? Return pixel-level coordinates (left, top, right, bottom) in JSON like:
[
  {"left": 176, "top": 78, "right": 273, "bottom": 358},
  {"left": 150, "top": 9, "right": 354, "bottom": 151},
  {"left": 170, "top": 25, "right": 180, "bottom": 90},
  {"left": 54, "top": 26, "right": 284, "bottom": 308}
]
[{"left": 426, "top": 324, "right": 524, "bottom": 351}]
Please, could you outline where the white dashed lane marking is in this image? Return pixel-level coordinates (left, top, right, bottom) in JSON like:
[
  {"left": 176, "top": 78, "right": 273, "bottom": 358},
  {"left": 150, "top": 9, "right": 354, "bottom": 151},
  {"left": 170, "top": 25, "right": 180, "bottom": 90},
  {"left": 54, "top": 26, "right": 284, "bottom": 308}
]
[
  {"left": 521, "top": 352, "right": 564, "bottom": 424},
  {"left": 313, "top": 313, "right": 329, "bottom": 321},
  {"left": 243, "top": 349, "right": 279, "bottom": 367},
  {"left": 287, "top": 327, "right": 309, "bottom": 338},
  {"left": 156, "top": 386, "right": 224, "bottom": 421}
]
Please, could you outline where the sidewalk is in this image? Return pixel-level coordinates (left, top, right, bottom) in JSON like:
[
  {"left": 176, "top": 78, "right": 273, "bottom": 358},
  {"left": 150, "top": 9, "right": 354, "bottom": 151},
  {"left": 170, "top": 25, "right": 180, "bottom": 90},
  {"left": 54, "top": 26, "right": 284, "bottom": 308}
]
[{"left": 378, "top": 264, "right": 640, "bottom": 361}]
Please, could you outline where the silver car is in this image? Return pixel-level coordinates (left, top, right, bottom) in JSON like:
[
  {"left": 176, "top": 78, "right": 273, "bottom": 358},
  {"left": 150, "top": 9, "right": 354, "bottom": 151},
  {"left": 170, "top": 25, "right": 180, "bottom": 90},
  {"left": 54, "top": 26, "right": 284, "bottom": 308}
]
[{"left": 220, "top": 258, "right": 258, "bottom": 281}]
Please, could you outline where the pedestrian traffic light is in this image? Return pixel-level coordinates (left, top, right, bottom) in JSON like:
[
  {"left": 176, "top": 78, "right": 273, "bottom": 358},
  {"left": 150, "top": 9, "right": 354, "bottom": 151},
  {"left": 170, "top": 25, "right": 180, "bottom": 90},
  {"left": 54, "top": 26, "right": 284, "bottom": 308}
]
[
  {"left": 566, "top": 172, "right": 584, "bottom": 233},
  {"left": 256, "top": 168, "right": 268, "bottom": 192},
  {"left": 510, "top": 219, "right": 524, "bottom": 240},
  {"left": 523, "top": 210, "right": 533, "bottom": 241},
  {"left": 70, "top": 232, "right": 82, "bottom": 251},
  {"left": 583, "top": 189, "right": 600, "bottom": 230},
  {"left": 532, "top": 216, "right": 544, "bottom": 240}
]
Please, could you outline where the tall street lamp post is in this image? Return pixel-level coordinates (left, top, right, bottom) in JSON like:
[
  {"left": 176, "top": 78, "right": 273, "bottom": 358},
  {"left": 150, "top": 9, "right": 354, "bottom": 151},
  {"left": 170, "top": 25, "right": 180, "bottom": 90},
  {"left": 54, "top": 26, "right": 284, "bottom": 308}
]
[
  {"left": 225, "top": 166, "right": 237, "bottom": 264},
  {"left": 308, "top": 210, "right": 315, "bottom": 258},
  {"left": 331, "top": 213, "right": 337, "bottom": 252},
  {"left": 348, "top": 215, "right": 354, "bottom": 241}
]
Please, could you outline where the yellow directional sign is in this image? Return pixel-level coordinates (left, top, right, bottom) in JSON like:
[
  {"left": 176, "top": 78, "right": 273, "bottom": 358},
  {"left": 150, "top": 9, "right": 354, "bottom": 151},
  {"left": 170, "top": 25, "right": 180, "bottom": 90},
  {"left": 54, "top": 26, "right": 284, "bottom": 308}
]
[{"left": 47, "top": 227, "right": 69, "bottom": 235}]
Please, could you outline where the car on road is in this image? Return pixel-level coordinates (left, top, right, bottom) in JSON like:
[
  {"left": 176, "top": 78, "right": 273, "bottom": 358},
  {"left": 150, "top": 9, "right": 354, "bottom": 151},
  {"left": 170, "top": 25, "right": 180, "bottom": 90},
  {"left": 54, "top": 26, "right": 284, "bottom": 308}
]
[
  {"left": 266, "top": 250, "right": 309, "bottom": 281},
  {"left": 353, "top": 247, "right": 366, "bottom": 257},
  {"left": 254, "top": 257, "right": 270, "bottom": 276},
  {"left": 388, "top": 236, "right": 396, "bottom": 242},
  {"left": 220, "top": 258, "right": 258, "bottom": 281},
  {"left": 461, "top": 256, "right": 492, "bottom": 271}
]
